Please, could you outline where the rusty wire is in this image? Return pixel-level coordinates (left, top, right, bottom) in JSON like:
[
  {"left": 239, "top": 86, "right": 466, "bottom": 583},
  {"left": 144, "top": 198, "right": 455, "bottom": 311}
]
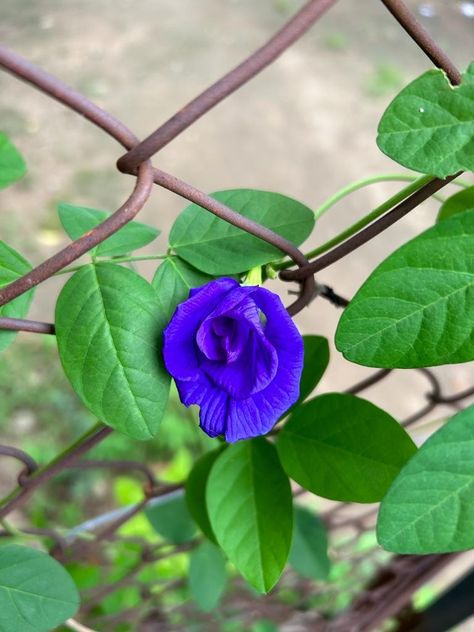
[
  {"left": 0, "top": 0, "right": 469, "bottom": 627},
  {"left": 0, "top": 426, "right": 112, "bottom": 519},
  {"left": 380, "top": 0, "right": 463, "bottom": 86},
  {"left": 0, "top": 40, "right": 316, "bottom": 315},
  {"left": 0, "top": 445, "right": 38, "bottom": 485},
  {"left": 116, "top": 0, "right": 338, "bottom": 172}
]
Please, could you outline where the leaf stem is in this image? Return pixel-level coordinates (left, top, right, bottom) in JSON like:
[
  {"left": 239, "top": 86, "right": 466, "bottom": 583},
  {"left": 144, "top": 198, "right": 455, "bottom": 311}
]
[
  {"left": 55, "top": 254, "right": 168, "bottom": 276},
  {"left": 0, "top": 518, "right": 32, "bottom": 539}
]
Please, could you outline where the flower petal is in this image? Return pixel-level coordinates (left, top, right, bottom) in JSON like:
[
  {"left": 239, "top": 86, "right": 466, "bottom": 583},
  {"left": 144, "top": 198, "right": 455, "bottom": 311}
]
[
  {"left": 196, "top": 315, "right": 250, "bottom": 362},
  {"left": 163, "top": 277, "right": 238, "bottom": 380},
  {"left": 224, "top": 287, "right": 304, "bottom": 442},
  {"left": 201, "top": 328, "right": 278, "bottom": 398},
  {"left": 175, "top": 375, "right": 228, "bottom": 438},
  {"left": 165, "top": 280, "right": 304, "bottom": 443},
  {"left": 253, "top": 287, "right": 304, "bottom": 396}
]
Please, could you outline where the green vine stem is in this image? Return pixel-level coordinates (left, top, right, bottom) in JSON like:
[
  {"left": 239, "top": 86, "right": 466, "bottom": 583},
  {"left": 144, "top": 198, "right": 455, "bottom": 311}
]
[
  {"left": 55, "top": 254, "right": 168, "bottom": 276},
  {"left": 313, "top": 172, "right": 470, "bottom": 221},
  {"left": 275, "top": 173, "right": 469, "bottom": 271}
]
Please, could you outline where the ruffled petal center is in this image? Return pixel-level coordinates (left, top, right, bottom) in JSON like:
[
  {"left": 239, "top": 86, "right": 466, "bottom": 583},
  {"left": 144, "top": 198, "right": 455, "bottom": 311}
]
[{"left": 195, "top": 293, "right": 278, "bottom": 399}]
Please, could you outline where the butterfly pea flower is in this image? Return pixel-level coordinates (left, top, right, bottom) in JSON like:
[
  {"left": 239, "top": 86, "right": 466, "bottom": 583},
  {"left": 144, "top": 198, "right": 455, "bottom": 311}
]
[{"left": 163, "top": 277, "right": 303, "bottom": 442}]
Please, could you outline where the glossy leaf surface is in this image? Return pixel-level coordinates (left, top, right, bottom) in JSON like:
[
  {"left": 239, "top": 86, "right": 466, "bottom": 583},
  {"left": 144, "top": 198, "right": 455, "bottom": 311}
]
[
  {"left": 0, "top": 133, "right": 26, "bottom": 189},
  {"left": 336, "top": 210, "right": 474, "bottom": 368},
  {"left": 207, "top": 438, "right": 292, "bottom": 592},
  {"left": 170, "top": 189, "right": 314, "bottom": 274},
  {"left": 377, "top": 64, "right": 474, "bottom": 177},
  {"left": 277, "top": 393, "right": 417, "bottom": 502},
  {"left": 55, "top": 263, "right": 170, "bottom": 439},
  {"left": 152, "top": 256, "right": 213, "bottom": 321},
  {"left": 0, "top": 241, "right": 34, "bottom": 353},
  {"left": 378, "top": 404, "right": 474, "bottom": 553}
]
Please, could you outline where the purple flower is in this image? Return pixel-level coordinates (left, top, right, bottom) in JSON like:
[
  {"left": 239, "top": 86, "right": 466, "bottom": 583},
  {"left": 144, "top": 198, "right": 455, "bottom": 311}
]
[{"left": 163, "top": 277, "right": 304, "bottom": 442}]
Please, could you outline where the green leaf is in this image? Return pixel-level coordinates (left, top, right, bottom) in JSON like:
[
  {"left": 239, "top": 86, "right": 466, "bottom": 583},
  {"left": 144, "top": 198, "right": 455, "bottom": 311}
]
[
  {"left": 185, "top": 447, "right": 224, "bottom": 543},
  {"left": 377, "top": 404, "right": 474, "bottom": 553},
  {"left": 377, "top": 63, "right": 474, "bottom": 177},
  {"left": 437, "top": 186, "right": 474, "bottom": 222},
  {"left": 169, "top": 189, "right": 314, "bottom": 275},
  {"left": 0, "top": 545, "right": 79, "bottom": 632},
  {"left": 335, "top": 210, "right": 474, "bottom": 368},
  {"left": 0, "top": 133, "right": 26, "bottom": 189},
  {"left": 58, "top": 202, "right": 160, "bottom": 257},
  {"left": 0, "top": 241, "right": 34, "bottom": 353},
  {"left": 188, "top": 541, "right": 227, "bottom": 611},
  {"left": 206, "top": 437, "right": 292, "bottom": 593},
  {"left": 145, "top": 492, "right": 197, "bottom": 544},
  {"left": 289, "top": 505, "right": 331, "bottom": 581},
  {"left": 55, "top": 263, "right": 170, "bottom": 440},
  {"left": 276, "top": 393, "right": 417, "bottom": 503},
  {"left": 296, "top": 336, "right": 329, "bottom": 407},
  {"left": 152, "top": 256, "right": 213, "bottom": 321}
]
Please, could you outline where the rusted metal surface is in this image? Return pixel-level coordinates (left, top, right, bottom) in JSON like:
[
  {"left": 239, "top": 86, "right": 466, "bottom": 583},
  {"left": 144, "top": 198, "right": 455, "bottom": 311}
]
[
  {"left": 380, "top": 0, "right": 463, "bottom": 86},
  {"left": 116, "top": 0, "right": 339, "bottom": 173}
]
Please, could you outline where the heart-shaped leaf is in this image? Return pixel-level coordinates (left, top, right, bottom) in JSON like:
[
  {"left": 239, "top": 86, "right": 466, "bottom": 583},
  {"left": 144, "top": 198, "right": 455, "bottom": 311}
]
[
  {"left": 152, "top": 256, "right": 213, "bottom": 321},
  {"left": 335, "top": 210, "right": 474, "bottom": 368},
  {"left": 377, "top": 404, "right": 474, "bottom": 553},
  {"left": 437, "top": 186, "right": 474, "bottom": 222},
  {"left": 58, "top": 202, "right": 160, "bottom": 257},
  {"left": 0, "top": 133, "right": 26, "bottom": 189},
  {"left": 55, "top": 263, "right": 170, "bottom": 439},
  {"left": 277, "top": 393, "right": 416, "bottom": 503},
  {"left": 377, "top": 63, "right": 474, "bottom": 177},
  {"left": 0, "top": 545, "right": 79, "bottom": 632},
  {"left": 0, "top": 241, "right": 34, "bottom": 353},
  {"left": 206, "top": 438, "right": 292, "bottom": 593},
  {"left": 169, "top": 189, "right": 314, "bottom": 275}
]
